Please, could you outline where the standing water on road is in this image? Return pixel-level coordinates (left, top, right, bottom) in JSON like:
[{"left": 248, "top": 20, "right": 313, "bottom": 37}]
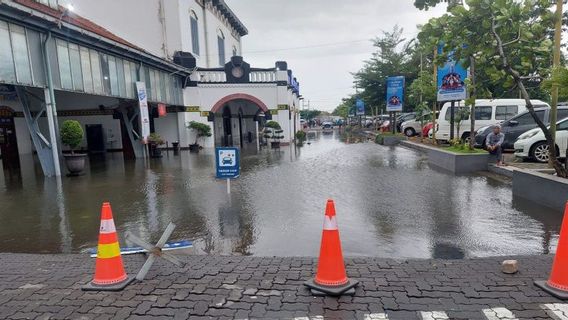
[{"left": 0, "top": 132, "right": 562, "bottom": 258}]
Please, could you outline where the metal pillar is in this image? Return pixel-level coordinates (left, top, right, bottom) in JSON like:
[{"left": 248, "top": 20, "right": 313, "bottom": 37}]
[
  {"left": 15, "top": 87, "right": 58, "bottom": 176},
  {"left": 116, "top": 106, "right": 145, "bottom": 158}
]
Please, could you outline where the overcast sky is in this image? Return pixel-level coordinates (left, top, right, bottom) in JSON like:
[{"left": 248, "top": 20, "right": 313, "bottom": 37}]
[{"left": 225, "top": 0, "right": 446, "bottom": 112}]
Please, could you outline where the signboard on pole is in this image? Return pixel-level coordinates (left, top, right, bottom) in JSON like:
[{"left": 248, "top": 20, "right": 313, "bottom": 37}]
[
  {"left": 355, "top": 99, "right": 365, "bottom": 116},
  {"left": 437, "top": 46, "right": 467, "bottom": 102},
  {"left": 136, "top": 82, "right": 150, "bottom": 143},
  {"left": 386, "top": 76, "right": 405, "bottom": 112},
  {"left": 215, "top": 147, "right": 240, "bottom": 179}
]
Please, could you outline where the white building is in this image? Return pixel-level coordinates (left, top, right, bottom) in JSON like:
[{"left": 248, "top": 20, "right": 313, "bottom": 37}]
[{"left": 0, "top": 0, "right": 302, "bottom": 176}]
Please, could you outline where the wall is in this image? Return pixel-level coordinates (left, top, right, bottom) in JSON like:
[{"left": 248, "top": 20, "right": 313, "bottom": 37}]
[
  {"left": 72, "top": 0, "right": 243, "bottom": 67},
  {"left": 153, "top": 112, "right": 179, "bottom": 147}
]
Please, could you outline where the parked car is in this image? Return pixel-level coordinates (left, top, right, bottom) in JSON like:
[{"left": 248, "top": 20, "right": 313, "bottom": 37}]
[
  {"left": 401, "top": 112, "right": 439, "bottom": 137},
  {"left": 514, "top": 116, "right": 568, "bottom": 163},
  {"left": 435, "top": 99, "right": 549, "bottom": 142},
  {"left": 396, "top": 113, "right": 416, "bottom": 132},
  {"left": 422, "top": 122, "right": 434, "bottom": 137},
  {"left": 322, "top": 122, "right": 333, "bottom": 134},
  {"left": 474, "top": 106, "right": 568, "bottom": 150}
]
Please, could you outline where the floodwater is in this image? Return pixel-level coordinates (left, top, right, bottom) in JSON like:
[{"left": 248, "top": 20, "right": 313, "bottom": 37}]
[{"left": 0, "top": 131, "right": 563, "bottom": 259}]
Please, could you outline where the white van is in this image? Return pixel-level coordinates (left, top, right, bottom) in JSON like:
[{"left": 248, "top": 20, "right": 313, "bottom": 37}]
[{"left": 435, "top": 99, "right": 550, "bottom": 142}]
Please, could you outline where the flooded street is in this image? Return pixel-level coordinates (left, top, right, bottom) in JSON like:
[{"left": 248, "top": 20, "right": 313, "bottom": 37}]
[{"left": 0, "top": 132, "right": 562, "bottom": 258}]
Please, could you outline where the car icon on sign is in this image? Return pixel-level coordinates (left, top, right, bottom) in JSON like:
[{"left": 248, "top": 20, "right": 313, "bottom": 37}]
[{"left": 222, "top": 157, "right": 232, "bottom": 165}]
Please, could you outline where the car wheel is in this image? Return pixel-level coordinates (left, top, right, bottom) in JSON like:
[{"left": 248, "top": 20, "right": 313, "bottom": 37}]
[
  {"left": 404, "top": 128, "right": 415, "bottom": 137},
  {"left": 531, "top": 141, "right": 551, "bottom": 163}
]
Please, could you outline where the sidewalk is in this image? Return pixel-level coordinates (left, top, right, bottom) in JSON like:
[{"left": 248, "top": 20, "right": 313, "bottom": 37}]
[{"left": 0, "top": 253, "right": 565, "bottom": 320}]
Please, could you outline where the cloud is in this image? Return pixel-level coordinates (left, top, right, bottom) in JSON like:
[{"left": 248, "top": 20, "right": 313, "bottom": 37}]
[{"left": 226, "top": 0, "right": 446, "bottom": 111}]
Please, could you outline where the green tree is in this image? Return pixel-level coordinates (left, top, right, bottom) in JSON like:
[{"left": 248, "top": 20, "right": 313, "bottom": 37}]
[
  {"left": 418, "top": 0, "right": 566, "bottom": 176},
  {"left": 353, "top": 26, "right": 423, "bottom": 113}
]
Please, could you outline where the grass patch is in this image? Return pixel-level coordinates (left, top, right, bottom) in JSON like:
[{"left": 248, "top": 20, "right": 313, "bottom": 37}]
[{"left": 443, "top": 145, "right": 488, "bottom": 154}]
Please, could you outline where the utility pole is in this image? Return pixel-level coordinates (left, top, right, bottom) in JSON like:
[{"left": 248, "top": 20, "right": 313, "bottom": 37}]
[{"left": 550, "top": 0, "right": 564, "bottom": 167}]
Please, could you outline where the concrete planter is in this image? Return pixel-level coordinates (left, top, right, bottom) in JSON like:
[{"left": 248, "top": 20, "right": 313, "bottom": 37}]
[
  {"left": 378, "top": 135, "right": 407, "bottom": 146},
  {"left": 513, "top": 168, "right": 568, "bottom": 211},
  {"left": 400, "top": 141, "right": 489, "bottom": 174},
  {"left": 63, "top": 153, "right": 86, "bottom": 176}
]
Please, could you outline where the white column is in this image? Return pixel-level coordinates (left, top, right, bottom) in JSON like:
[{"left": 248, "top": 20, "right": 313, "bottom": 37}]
[{"left": 44, "top": 88, "right": 61, "bottom": 177}]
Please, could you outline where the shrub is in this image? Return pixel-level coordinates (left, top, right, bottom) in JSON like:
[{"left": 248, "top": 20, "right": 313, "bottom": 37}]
[
  {"left": 147, "top": 132, "right": 164, "bottom": 145},
  {"left": 187, "top": 121, "right": 212, "bottom": 145},
  {"left": 295, "top": 130, "right": 306, "bottom": 143},
  {"left": 265, "top": 121, "right": 282, "bottom": 130},
  {"left": 60, "top": 120, "right": 83, "bottom": 153}
]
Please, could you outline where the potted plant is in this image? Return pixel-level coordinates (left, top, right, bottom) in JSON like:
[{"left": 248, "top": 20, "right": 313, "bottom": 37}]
[
  {"left": 147, "top": 132, "right": 165, "bottom": 158},
  {"left": 264, "top": 121, "right": 284, "bottom": 148},
  {"left": 60, "top": 120, "right": 86, "bottom": 175},
  {"left": 187, "top": 121, "right": 212, "bottom": 152},
  {"left": 295, "top": 130, "right": 306, "bottom": 146}
]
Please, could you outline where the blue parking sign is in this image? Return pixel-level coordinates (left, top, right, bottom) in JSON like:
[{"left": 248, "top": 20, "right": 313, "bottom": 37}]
[{"left": 215, "top": 147, "right": 240, "bottom": 179}]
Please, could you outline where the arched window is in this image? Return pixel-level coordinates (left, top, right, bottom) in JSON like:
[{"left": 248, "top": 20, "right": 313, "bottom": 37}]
[
  {"left": 190, "top": 11, "right": 199, "bottom": 55},
  {"left": 232, "top": 45, "right": 238, "bottom": 57},
  {"left": 217, "top": 29, "right": 225, "bottom": 66}
]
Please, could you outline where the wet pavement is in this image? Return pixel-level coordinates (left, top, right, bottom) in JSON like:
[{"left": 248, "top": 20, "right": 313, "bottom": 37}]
[
  {"left": 0, "top": 132, "right": 563, "bottom": 258},
  {"left": 0, "top": 253, "right": 565, "bottom": 320}
]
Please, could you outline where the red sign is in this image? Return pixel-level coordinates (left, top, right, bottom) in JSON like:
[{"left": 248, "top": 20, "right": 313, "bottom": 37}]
[{"left": 158, "top": 103, "right": 167, "bottom": 117}]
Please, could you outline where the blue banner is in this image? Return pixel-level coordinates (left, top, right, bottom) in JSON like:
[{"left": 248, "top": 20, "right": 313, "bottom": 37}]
[
  {"left": 437, "top": 45, "right": 467, "bottom": 102},
  {"left": 355, "top": 99, "right": 365, "bottom": 116},
  {"left": 386, "top": 76, "right": 405, "bottom": 112},
  {"left": 215, "top": 147, "right": 240, "bottom": 179}
]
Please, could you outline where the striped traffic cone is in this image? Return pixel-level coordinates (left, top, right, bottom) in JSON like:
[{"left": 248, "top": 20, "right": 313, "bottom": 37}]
[
  {"left": 304, "top": 199, "right": 358, "bottom": 296},
  {"left": 82, "top": 202, "right": 134, "bottom": 291},
  {"left": 535, "top": 201, "right": 568, "bottom": 299}
]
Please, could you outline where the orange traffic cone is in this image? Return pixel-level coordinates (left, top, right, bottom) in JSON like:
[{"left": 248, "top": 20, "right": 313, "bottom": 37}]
[
  {"left": 535, "top": 201, "right": 568, "bottom": 299},
  {"left": 304, "top": 199, "right": 358, "bottom": 296},
  {"left": 82, "top": 202, "right": 134, "bottom": 291}
]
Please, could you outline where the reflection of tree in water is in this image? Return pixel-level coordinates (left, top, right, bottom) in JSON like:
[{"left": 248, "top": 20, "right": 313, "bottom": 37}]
[
  {"left": 428, "top": 173, "right": 465, "bottom": 259},
  {"left": 512, "top": 196, "right": 563, "bottom": 254}
]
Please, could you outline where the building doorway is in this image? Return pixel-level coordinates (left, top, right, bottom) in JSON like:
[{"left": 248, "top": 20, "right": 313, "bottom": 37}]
[
  {"left": 0, "top": 107, "right": 20, "bottom": 170},
  {"left": 222, "top": 106, "right": 232, "bottom": 146}
]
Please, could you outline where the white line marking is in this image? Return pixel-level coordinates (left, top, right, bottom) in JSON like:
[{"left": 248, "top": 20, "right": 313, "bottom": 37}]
[
  {"left": 541, "top": 304, "right": 568, "bottom": 320},
  {"left": 420, "top": 311, "right": 449, "bottom": 320},
  {"left": 482, "top": 307, "right": 518, "bottom": 320},
  {"left": 309, "top": 317, "right": 324, "bottom": 320},
  {"left": 364, "top": 314, "right": 389, "bottom": 320}
]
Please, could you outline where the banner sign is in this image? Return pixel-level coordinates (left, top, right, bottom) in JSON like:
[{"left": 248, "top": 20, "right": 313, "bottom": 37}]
[
  {"left": 136, "top": 82, "right": 150, "bottom": 143},
  {"left": 437, "top": 45, "right": 467, "bottom": 102},
  {"left": 386, "top": 76, "right": 405, "bottom": 112},
  {"left": 215, "top": 147, "right": 240, "bottom": 179},
  {"left": 355, "top": 99, "right": 365, "bottom": 116}
]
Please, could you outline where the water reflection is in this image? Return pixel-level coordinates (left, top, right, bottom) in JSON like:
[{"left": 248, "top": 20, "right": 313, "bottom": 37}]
[{"left": 0, "top": 132, "right": 563, "bottom": 259}]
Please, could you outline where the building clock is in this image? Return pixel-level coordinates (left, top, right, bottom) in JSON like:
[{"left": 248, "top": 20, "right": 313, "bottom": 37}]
[{"left": 231, "top": 66, "right": 244, "bottom": 78}]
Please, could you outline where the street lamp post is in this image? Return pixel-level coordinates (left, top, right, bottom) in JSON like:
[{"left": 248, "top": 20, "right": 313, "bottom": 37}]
[{"left": 549, "top": 0, "right": 566, "bottom": 167}]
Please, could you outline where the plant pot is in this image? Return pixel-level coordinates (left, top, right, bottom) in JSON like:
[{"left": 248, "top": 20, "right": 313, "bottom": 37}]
[
  {"left": 271, "top": 141, "right": 281, "bottom": 149},
  {"left": 149, "top": 144, "right": 163, "bottom": 158},
  {"left": 189, "top": 144, "right": 200, "bottom": 152},
  {"left": 172, "top": 141, "right": 180, "bottom": 153},
  {"left": 63, "top": 153, "right": 87, "bottom": 176}
]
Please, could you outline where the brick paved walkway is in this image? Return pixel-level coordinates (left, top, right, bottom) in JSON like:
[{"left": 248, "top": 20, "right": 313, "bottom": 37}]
[{"left": 0, "top": 253, "right": 566, "bottom": 319}]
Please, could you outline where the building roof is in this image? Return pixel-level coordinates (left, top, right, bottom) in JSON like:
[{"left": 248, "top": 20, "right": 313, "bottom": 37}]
[{"left": 211, "top": 0, "right": 248, "bottom": 37}]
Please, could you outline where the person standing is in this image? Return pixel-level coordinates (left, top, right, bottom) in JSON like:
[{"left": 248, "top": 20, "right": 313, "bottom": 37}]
[{"left": 486, "top": 125, "right": 505, "bottom": 165}]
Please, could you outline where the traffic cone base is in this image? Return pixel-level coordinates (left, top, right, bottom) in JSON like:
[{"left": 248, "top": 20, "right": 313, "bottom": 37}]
[
  {"left": 535, "top": 280, "right": 568, "bottom": 300},
  {"left": 304, "top": 278, "right": 358, "bottom": 296},
  {"left": 82, "top": 276, "right": 135, "bottom": 292}
]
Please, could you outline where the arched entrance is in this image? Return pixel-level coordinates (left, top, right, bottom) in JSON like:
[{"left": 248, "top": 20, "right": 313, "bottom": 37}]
[
  {"left": 0, "top": 107, "right": 20, "bottom": 170},
  {"left": 211, "top": 94, "right": 269, "bottom": 148}
]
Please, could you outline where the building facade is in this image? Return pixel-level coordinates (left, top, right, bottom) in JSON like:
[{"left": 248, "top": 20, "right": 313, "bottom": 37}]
[{"left": 0, "top": 0, "right": 302, "bottom": 176}]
